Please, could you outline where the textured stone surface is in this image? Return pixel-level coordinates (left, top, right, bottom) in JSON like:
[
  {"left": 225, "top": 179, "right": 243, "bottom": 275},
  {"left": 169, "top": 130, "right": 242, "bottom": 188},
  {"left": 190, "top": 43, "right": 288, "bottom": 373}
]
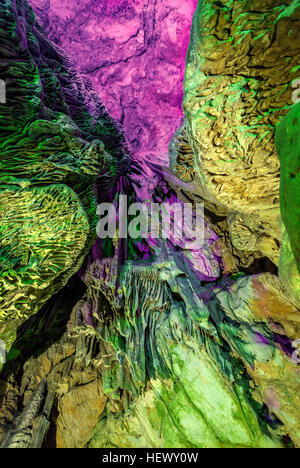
[
  {"left": 2, "top": 253, "right": 300, "bottom": 447},
  {"left": 278, "top": 226, "right": 300, "bottom": 305},
  {"left": 178, "top": 0, "right": 300, "bottom": 266},
  {"left": 28, "top": 0, "right": 198, "bottom": 165},
  {"left": 56, "top": 378, "right": 106, "bottom": 448},
  {"left": 0, "top": 277, "right": 106, "bottom": 448},
  {"left": 0, "top": 334, "right": 107, "bottom": 448},
  {"left": 26, "top": 0, "right": 224, "bottom": 283},
  {"left": 276, "top": 101, "right": 300, "bottom": 304},
  {"left": 0, "top": 0, "right": 129, "bottom": 351},
  {"left": 1, "top": 0, "right": 300, "bottom": 450},
  {"left": 276, "top": 101, "right": 300, "bottom": 271}
]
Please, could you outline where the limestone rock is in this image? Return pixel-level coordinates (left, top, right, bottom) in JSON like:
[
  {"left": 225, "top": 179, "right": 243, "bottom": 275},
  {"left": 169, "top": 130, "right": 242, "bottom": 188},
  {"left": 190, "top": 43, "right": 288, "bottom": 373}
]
[
  {"left": 1, "top": 0, "right": 300, "bottom": 451},
  {"left": 278, "top": 225, "right": 300, "bottom": 305},
  {"left": 275, "top": 101, "right": 300, "bottom": 304},
  {"left": 0, "top": 0, "right": 130, "bottom": 351},
  {"left": 28, "top": 0, "right": 198, "bottom": 165},
  {"left": 0, "top": 282, "right": 107, "bottom": 448},
  {"left": 177, "top": 0, "right": 300, "bottom": 265}
]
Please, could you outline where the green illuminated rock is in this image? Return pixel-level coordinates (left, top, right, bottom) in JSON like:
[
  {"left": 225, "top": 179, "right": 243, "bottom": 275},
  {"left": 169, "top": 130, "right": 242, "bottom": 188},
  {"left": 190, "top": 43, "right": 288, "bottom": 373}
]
[
  {"left": 0, "top": 0, "right": 129, "bottom": 351},
  {"left": 0, "top": 0, "right": 300, "bottom": 450},
  {"left": 178, "top": 0, "right": 300, "bottom": 269},
  {"left": 275, "top": 101, "right": 300, "bottom": 304}
]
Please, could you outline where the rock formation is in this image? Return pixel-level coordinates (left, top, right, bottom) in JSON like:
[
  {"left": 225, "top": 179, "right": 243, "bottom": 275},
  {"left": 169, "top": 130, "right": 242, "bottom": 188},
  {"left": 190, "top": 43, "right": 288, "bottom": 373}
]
[
  {"left": 276, "top": 101, "right": 300, "bottom": 303},
  {"left": 180, "top": 0, "right": 300, "bottom": 271},
  {"left": 0, "top": 0, "right": 129, "bottom": 352},
  {"left": 0, "top": 0, "right": 299, "bottom": 449}
]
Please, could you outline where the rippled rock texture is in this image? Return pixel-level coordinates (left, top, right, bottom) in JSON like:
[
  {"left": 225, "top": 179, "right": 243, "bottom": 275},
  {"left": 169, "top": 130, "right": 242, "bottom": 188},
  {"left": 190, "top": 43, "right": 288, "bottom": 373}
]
[
  {"left": 0, "top": 0, "right": 300, "bottom": 450},
  {"left": 1, "top": 257, "right": 300, "bottom": 448},
  {"left": 179, "top": 0, "right": 300, "bottom": 270},
  {"left": 28, "top": 0, "right": 198, "bottom": 164},
  {"left": 0, "top": 0, "right": 129, "bottom": 351}
]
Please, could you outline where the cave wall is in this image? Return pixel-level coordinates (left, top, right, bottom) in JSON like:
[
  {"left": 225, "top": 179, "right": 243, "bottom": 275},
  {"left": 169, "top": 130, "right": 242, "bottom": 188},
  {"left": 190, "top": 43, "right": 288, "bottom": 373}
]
[
  {"left": 0, "top": 0, "right": 300, "bottom": 450},
  {"left": 179, "top": 0, "right": 300, "bottom": 273}
]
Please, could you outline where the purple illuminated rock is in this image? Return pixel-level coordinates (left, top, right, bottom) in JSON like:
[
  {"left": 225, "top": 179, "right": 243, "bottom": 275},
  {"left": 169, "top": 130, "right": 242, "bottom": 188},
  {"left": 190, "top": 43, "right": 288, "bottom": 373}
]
[
  {"left": 27, "top": 0, "right": 221, "bottom": 281},
  {"left": 1, "top": 0, "right": 300, "bottom": 450},
  {"left": 29, "top": 0, "right": 198, "bottom": 164}
]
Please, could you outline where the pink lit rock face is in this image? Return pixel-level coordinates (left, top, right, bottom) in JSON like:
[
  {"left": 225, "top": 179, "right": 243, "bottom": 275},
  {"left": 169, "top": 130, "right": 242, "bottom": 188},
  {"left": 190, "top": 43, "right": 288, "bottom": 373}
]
[
  {"left": 27, "top": 0, "right": 221, "bottom": 280},
  {"left": 28, "top": 0, "right": 198, "bottom": 163}
]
